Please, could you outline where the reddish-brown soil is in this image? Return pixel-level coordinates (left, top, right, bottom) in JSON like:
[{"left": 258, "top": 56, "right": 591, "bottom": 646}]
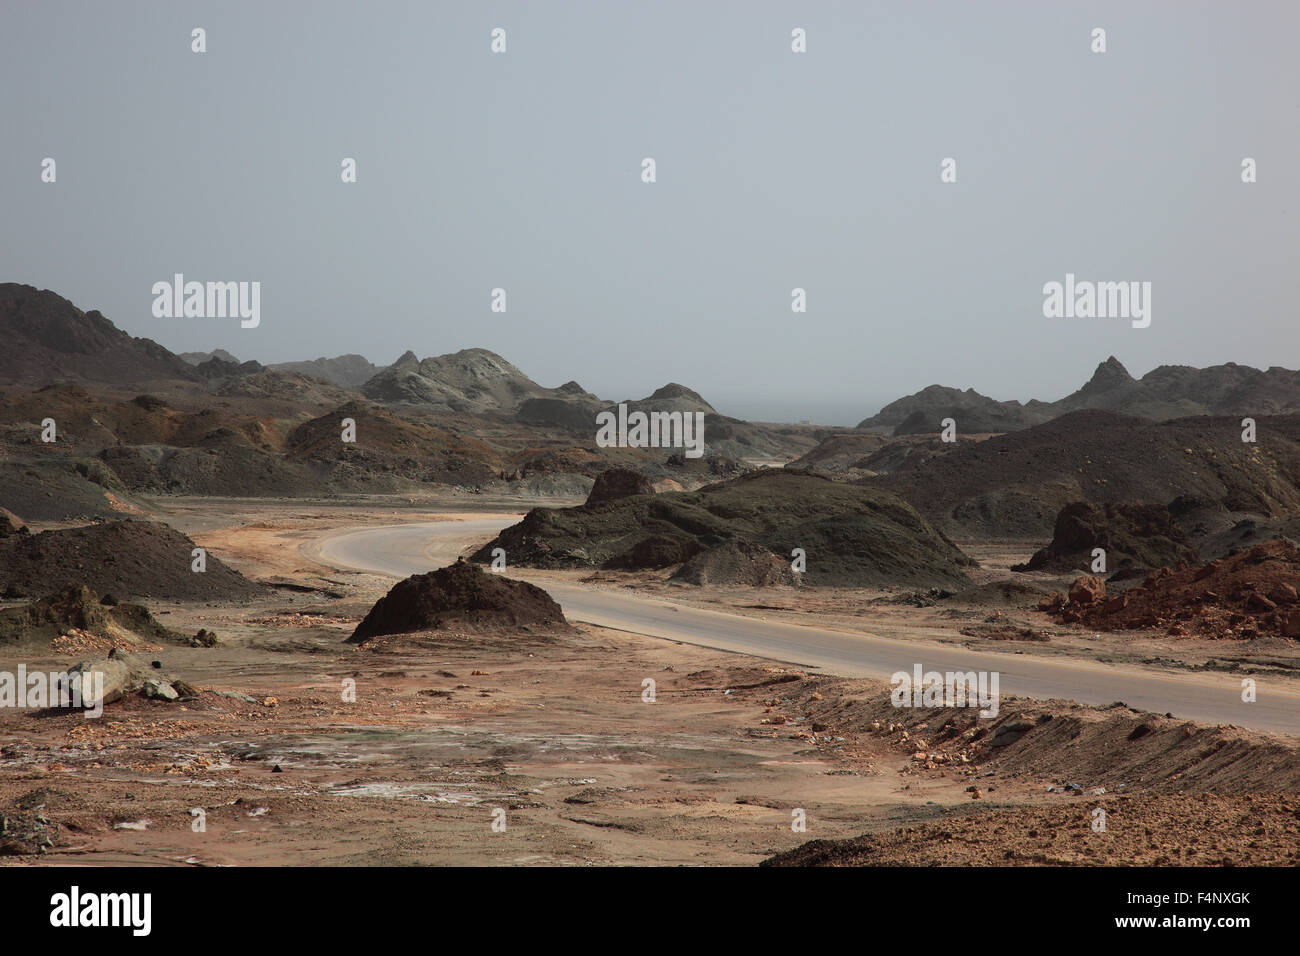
[{"left": 1047, "top": 539, "right": 1300, "bottom": 639}]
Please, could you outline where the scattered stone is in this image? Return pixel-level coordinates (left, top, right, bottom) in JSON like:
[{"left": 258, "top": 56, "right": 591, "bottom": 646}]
[{"left": 141, "top": 679, "right": 178, "bottom": 702}]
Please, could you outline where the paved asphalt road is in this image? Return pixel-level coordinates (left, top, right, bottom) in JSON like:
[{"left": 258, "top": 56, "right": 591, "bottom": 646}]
[{"left": 313, "top": 518, "right": 1300, "bottom": 736}]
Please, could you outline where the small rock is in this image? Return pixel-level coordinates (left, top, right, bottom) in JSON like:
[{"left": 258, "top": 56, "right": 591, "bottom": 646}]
[
  {"left": 141, "top": 679, "right": 178, "bottom": 702},
  {"left": 1068, "top": 576, "right": 1106, "bottom": 606}
]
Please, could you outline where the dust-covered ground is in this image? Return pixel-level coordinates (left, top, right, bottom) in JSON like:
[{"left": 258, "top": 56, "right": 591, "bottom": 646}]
[{"left": 0, "top": 496, "right": 1295, "bottom": 866}]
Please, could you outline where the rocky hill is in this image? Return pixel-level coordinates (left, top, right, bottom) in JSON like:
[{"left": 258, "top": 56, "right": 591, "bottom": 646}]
[
  {"left": 857, "top": 356, "right": 1300, "bottom": 435},
  {"left": 268, "top": 354, "right": 377, "bottom": 388},
  {"left": 873, "top": 409, "right": 1300, "bottom": 539},
  {"left": 861, "top": 385, "right": 1048, "bottom": 434},
  {"left": 361, "top": 348, "right": 555, "bottom": 412},
  {"left": 0, "top": 284, "right": 199, "bottom": 386},
  {"left": 473, "top": 469, "right": 975, "bottom": 588},
  {"left": 178, "top": 349, "right": 239, "bottom": 365}
]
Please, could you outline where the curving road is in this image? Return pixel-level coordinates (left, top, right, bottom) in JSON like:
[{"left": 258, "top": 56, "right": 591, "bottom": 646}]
[{"left": 312, "top": 518, "right": 1300, "bottom": 736}]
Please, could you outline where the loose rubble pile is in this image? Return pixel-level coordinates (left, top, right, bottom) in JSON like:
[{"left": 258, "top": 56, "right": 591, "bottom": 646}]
[
  {"left": 670, "top": 537, "right": 800, "bottom": 587},
  {"left": 1040, "top": 539, "right": 1300, "bottom": 639}
]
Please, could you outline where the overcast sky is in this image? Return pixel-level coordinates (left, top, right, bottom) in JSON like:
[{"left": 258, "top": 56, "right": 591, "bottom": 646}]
[{"left": 3, "top": 1, "right": 1297, "bottom": 424}]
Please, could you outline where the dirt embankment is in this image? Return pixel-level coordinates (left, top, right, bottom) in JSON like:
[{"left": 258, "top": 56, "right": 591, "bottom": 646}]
[
  {"left": 0, "top": 584, "right": 201, "bottom": 649},
  {"left": 763, "top": 678, "right": 1300, "bottom": 866},
  {"left": 764, "top": 793, "right": 1299, "bottom": 866}
]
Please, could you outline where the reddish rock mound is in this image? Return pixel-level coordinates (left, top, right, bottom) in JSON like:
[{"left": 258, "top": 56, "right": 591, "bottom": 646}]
[
  {"left": 1042, "top": 539, "right": 1300, "bottom": 638},
  {"left": 347, "top": 561, "right": 571, "bottom": 643}
]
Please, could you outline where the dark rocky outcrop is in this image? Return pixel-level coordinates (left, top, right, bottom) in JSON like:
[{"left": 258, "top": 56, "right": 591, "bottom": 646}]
[{"left": 348, "top": 561, "right": 570, "bottom": 643}]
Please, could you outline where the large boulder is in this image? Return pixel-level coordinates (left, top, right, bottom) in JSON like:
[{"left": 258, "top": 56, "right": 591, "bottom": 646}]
[{"left": 60, "top": 658, "right": 132, "bottom": 709}]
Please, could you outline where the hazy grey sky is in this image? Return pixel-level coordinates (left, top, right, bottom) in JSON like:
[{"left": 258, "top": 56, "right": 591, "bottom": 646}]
[{"left": 3, "top": 1, "right": 1297, "bottom": 425}]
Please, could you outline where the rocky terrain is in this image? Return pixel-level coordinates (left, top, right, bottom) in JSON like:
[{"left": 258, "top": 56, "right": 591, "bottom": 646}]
[
  {"left": 0, "top": 286, "right": 826, "bottom": 524},
  {"left": 1013, "top": 501, "right": 1199, "bottom": 576},
  {"left": 0, "top": 584, "right": 193, "bottom": 649},
  {"left": 1043, "top": 539, "right": 1300, "bottom": 639},
  {"left": 872, "top": 409, "right": 1300, "bottom": 539},
  {"left": 474, "top": 469, "right": 976, "bottom": 588},
  {"left": 2, "top": 280, "right": 1299, "bottom": 872},
  {"left": 857, "top": 355, "right": 1300, "bottom": 434},
  {"left": 0, "top": 285, "right": 199, "bottom": 388}
]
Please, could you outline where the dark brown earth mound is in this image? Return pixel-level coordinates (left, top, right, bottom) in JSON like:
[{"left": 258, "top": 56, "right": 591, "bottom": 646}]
[
  {"left": 1013, "top": 501, "right": 1198, "bottom": 575},
  {"left": 1042, "top": 539, "right": 1300, "bottom": 639},
  {"left": 473, "top": 469, "right": 974, "bottom": 588},
  {"left": 670, "top": 537, "right": 799, "bottom": 587},
  {"left": 347, "top": 561, "right": 570, "bottom": 643},
  {"left": 874, "top": 410, "right": 1300, "bottom": 538},
  {"left": 585, "top": 468, "right": 656, "bottom": 506},
  {"left": 602, "top": 534, "right": 702, "bottom": 570},
  {"left": 0, "top": 520, "right": 262, "bottom": 601},
  {"left": 0, "top": 584, "right": 189, "bottom": 647}
]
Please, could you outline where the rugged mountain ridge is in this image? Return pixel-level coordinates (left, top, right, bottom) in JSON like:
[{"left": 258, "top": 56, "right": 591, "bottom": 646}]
[
  {"left": 0, "top": 284, "right": 200, "bottom": 386},
  {"left": 858, "top": 357, "right": 1300, "bottom": 434}
]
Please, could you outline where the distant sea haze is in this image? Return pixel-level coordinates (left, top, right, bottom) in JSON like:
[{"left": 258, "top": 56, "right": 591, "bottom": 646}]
[{"left": 719, "top": 395, "right": 897, "bottom": 428}]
